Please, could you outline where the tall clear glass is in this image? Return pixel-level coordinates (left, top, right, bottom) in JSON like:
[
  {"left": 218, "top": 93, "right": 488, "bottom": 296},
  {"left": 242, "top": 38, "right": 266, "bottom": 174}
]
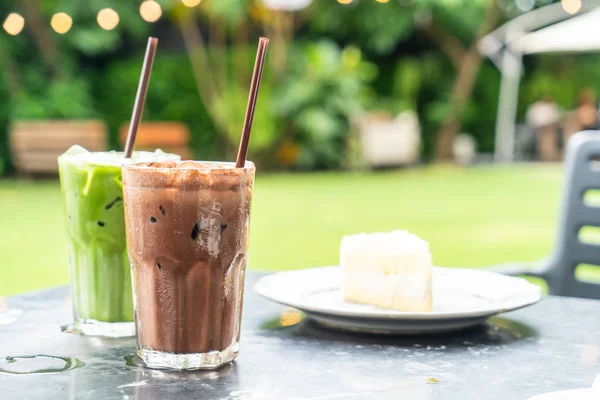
[
  {"left": 58, "top": 146, "right": 180, "bottom": 337},
  {"left": 122, "top": 160, "right": 255, "bottom": 370}
]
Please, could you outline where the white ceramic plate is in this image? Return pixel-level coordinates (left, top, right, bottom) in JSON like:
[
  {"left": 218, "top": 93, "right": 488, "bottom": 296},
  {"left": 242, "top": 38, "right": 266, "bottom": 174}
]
[{"left": 254, "top": 266, "right": 543, "bottom": 334}]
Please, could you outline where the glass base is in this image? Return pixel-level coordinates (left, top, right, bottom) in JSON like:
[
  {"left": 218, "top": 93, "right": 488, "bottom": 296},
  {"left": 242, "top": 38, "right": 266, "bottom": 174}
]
[
  {"left": 139, "top": 342, "right": 239, "bottom": 370},
  {"left": 74, "top": 319, "right": 135, "bottom": 338}
]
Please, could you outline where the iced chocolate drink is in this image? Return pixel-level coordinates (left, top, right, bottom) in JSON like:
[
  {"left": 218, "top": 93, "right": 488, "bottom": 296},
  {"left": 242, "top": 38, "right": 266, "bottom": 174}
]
[{"left": 122, "top": 160, "right": 254, "bottom": 370}]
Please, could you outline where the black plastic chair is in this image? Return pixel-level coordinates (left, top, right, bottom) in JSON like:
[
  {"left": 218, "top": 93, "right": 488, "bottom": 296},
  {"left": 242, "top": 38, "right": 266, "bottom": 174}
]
[{"left": 490, "top": 131, "right": 600, "bottom": 299}]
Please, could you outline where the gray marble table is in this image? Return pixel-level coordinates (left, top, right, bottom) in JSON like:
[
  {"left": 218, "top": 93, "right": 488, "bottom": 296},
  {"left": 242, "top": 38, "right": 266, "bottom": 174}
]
[{"left": 1, "top": 273, "right": 599, "bottom": 400}]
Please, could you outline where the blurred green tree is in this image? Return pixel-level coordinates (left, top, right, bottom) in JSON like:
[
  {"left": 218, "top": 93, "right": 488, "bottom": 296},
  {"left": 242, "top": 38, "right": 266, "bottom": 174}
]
[
  {"left": 275, "top": 40, "right": 376, "bottom": 169},
  {"left": 0, "top": 0, "right": 169, "bottom": 120},
  {"left": 310, "top": 0, "right": 504, "bottom": 161},
  {"left": 422, "top": 0, "right": 502, "bottom": 161},
  {"left": 174, "top": 0, "right": 295, "bottom": 160},
  {"left": 175, "top": 0, "right": 373, "bottom": 167}
]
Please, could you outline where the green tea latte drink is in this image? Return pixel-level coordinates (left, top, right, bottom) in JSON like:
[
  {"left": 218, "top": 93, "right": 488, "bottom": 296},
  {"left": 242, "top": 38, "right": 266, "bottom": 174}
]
[{"left": 58, "top": 145, "right": 179, "bottom": 337}]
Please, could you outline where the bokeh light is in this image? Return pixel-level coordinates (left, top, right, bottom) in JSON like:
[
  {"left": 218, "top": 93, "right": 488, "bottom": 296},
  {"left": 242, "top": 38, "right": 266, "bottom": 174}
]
[
  {"left": 337, "top": 0, "right": 353, "bottom": 4},
  {"left": 3, "top": 13, "right": 24, "bottom": 36},
  {"left": 181, "top": 0, "right": 202, "bottom": 6},
  {"left": 376, "top": 0, "right": 390, "bottom": 3},
  {"left": 140, "top": 0, "right": 162, "bottom": 23},
  {"left": 561, "top": 0, "right": 582, "bottom": 15},
  {"left": 97, "top": 8, "right": 119, "bottom": 31},
  {"left": 261, "top": 0, "right": 313, "bottom": 10},
  {"left": 515, "top": 0, "right": 535, "bottom": 12},
  {"left": 50, "top": 12, "right": 73, "bottom": 34},
  {"left": 279, "top": 309, "right": 302, "bottom": 327}
]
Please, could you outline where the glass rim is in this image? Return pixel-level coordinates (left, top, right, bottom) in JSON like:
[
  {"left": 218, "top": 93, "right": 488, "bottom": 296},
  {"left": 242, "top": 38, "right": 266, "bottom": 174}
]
[
  {"left": 122, "top": 160, "right": 256, "bottom": 173},
  {"left": 58, "top": 150, "right": 180, "bottom": 167}
]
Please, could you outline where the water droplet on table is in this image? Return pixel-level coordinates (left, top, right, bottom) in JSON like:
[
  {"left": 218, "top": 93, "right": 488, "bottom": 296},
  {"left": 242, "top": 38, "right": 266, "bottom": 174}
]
[
  {"left": 0, "top": 355, "right": 85, "bottom": 375},
  {"left": 60, "top": 324, "right": 78, "bottom": 334},
  {"left": 124, "top": 354, "right": 143, "bottom": 367}
]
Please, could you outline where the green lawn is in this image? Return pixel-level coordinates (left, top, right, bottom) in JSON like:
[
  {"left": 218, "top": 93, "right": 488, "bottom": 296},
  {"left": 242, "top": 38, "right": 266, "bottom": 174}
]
[{"left": 0, "top": 164, "right": 563, "bottom": 296}]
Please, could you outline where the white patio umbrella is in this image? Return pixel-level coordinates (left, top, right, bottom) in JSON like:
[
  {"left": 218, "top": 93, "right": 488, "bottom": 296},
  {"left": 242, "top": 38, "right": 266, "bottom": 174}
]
[
  {"left": 511, "top": 8, "right": 600, "bottom": 54},
  {"left": 479, "top": 1, "right": 600, "bottom": 162}
]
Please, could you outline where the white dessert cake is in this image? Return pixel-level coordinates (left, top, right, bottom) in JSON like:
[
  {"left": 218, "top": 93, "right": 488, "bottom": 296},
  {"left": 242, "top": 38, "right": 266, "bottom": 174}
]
[{"left": 341, "top": 231, "right": 433, "bottom": 312}]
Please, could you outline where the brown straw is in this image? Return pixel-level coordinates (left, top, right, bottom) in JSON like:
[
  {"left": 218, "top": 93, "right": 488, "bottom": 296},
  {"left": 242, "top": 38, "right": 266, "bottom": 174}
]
[
  {"left": 235, "top": 37, "right": 270, "bottom": 168},
  {"left": 124, "top": 37, "right": 159, "bottom": 158}
]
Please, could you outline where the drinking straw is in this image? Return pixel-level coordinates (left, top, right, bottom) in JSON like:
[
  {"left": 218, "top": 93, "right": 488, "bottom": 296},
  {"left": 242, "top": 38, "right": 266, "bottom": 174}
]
[
  {"left": 124, "top": 37, "right": 159, "bottom": 158},
  {"left": 235, "top": 37, "right": 270, "bottom": 168}
]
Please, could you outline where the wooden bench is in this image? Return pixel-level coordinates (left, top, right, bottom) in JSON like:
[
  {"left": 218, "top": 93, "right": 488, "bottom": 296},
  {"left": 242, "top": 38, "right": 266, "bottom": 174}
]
[
  {"left": 9, "top": 120, "right": 108, "bottom": 175},
  {"left": 119, "top": 122, "right": 191, "bottom": 160}
]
